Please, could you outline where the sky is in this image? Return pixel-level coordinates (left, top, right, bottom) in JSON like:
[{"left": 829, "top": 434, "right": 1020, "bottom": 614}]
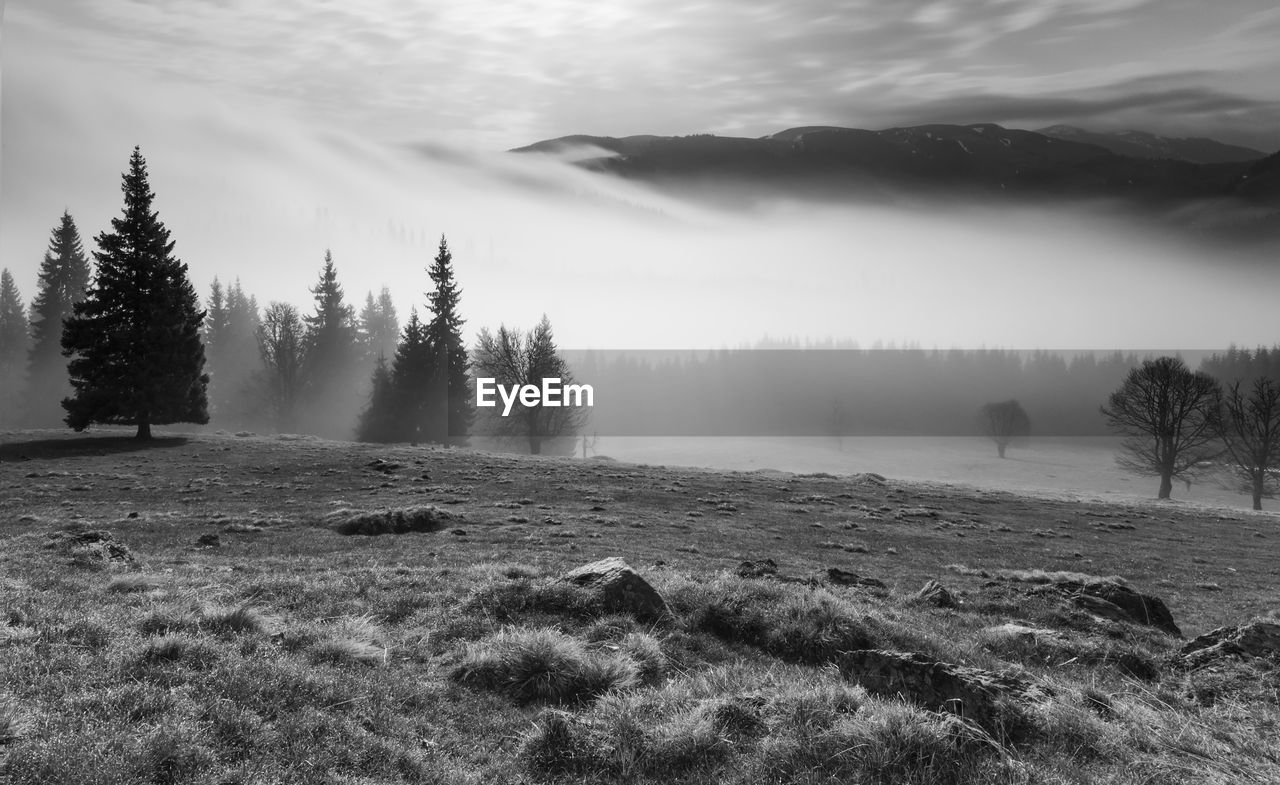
[{"left": 3, "top": 0, "right": 1279, "bottom": 350}]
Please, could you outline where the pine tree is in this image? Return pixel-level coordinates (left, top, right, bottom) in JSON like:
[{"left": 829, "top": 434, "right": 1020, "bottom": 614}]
[
  {"left": 25, "top": 211, "right": 92, "bottom": 425},
  {"left": 203, "top": 277, "right": 262, "bottom": 427},
  {"left": 300, "top": 250, "right": 359, "bottom": 436},
  {"left": 358, "top": 286, "right": 399, "bottom": 362},
  {"left": 0, "top": 269, "right": 29, "bottom": 427},
  {"left": 355, "top": 355, "right": 399, "bottom": 442},
  {"left": 423, "top": 235, "right": 472, "bottom": 445},
  {"left": 61, "top": 147, "right": 209, "bottom": 439},
  {"left": 389, "top": 309, "right": 433, "bottom": 444}
]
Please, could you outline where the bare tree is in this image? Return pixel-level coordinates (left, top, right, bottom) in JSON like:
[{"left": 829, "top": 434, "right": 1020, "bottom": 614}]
[
  {"left": 1100, "top": 356, "right": 1222, "bottom": 499},
  {"left": 472, "top": 315, "right": 586, "bottom": 455},
  {"left": 256, "top": 302, "right": 306, "bottom": 433},
  {"left": 979, "top": 399, "right": 1030, "bottom": 458},
  {"left": 1219, "top": 377, "right": 1280, "bottom": 510}
]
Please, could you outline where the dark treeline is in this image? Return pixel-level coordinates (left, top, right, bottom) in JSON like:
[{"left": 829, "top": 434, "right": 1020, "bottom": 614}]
[{"left": 572, "top": 349, "right": 1149, "bottom": 436}]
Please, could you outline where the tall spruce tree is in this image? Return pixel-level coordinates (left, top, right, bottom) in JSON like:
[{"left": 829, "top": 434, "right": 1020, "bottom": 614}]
[
  {"left": 358, "top": 286, "right": 399, "bottom": 363},
  {"left": 25, "top": 211, "right": 92, "bottom": 425},
  {"left": 62, "top": 147, "right": 209, "bottom": 439},
  {"left": 390, "top": 309, "right": 433, "bottom": 443},
  {"left": 300, "top": 250, "right": 359, "bottom": 436},
  {"left": 204, "top": 277, "right": 262, "bottom": 427},
  {"left": 355, "top": 355, "right": 399, "bottom": 443},
  {"left": 423, "top": 235, "right": 472, "bottom": 445},
  {"left": 0, "top": 269, "right": 29, "bottom": 427}
]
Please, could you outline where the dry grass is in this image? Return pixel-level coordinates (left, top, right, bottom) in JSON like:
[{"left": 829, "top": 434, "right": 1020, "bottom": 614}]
[{"left": 1, "top": 429, "right": 1277, "bottom": 784}]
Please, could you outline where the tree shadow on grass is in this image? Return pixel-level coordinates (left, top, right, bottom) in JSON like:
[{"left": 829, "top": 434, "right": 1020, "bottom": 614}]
[{"left": 0, "top": 434, "right": 190, "bottom": 462}]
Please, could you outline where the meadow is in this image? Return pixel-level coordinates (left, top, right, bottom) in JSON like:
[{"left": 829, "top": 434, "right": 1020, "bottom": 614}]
[{"left": 0, "top": 428, "right": 1276, "bottom": 784}]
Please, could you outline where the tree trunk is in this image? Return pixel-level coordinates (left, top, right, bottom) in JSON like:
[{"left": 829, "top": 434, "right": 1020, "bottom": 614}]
[
  {"left": 1158, "top": 472, "right": 1172, "bottom": 499},
  {"left": 1253, "top": 476, "right": 1264, "bottom": 511},
  {"left": 136, "top": 419, "right": 152, "bottom": 441},
  {"left": 529, "top": 435, "right": 541, "bottom": 455},
  {"left": 997, "top": 442, "right": 1007, "bottom": 459}
]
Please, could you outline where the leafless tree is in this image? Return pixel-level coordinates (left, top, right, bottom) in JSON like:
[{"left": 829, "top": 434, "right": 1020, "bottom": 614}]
[
  {"left": 256, "top": 301, "right": 306, "bottom": 433},
  {"left": 472, "top": 315, "right": 586, "bottom": 455},
  {"left": 1100, "top": 356, "right": 1222, "bottom": 499},
  {"left": 979, "top": 399, "right": 1030, "bottom": 458},
  {"left": 1219, "top": 377, "right": 1280, "bottom": 510}
]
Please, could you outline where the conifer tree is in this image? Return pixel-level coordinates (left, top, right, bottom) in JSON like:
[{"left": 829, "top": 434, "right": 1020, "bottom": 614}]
[
  {"left": 389, "top": 309, "right": 433, "bottom": 443},
  {"left": 300, "top": 250, "right": 359, "bottom": 436},
  {"left": 358, "top": 286, "right": 399, "bottom": 363},
  {"left": 0, "top": 269, "right": 29, "bottom": 427},
  {"left": 423, "top": 235, "right": 472, "bottom": 445},
  {"left": 25, "top": 211, "right": 92, "bottom": 425},
  {"left": 204, "top": 277, "right": 262, "bottom": 427},
  {"left": 355, "top": 355, "right": 399, "bottom": 443},
  {"left": 61, "top": 147, "right": 209, "bottom": 439}
]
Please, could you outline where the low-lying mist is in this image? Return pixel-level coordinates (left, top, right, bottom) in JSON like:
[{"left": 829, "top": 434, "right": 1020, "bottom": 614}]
[{"left": 5, "top": 39, "right": 1278, "bottom": 352}]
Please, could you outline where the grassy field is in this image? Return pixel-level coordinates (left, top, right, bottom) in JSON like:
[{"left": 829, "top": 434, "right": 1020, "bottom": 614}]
[{"left": 1, "top": 427, "right": 1277, "bottom": 784}]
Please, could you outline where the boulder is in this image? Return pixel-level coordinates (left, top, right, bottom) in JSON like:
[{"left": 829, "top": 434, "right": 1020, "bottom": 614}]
[
  {"left": 1071, "top": 581, "right": 1180, "bottom": 636},
  {"left": 838, "top": 649, "right": 1046, "bottom": 736},
  {"left": 1178, "top": 621, "right": 1280, "bottom": 668},
  {"left": 914, "top": 580, "right": 959, "bottom": 608},
  {"left": 561, "top": 557, "right": 671, "bottom": 622}
]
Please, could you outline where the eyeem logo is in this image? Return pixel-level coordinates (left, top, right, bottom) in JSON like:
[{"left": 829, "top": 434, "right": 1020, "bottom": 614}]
[{"left": 476, "top": 378, "right": 594, "bottom": 417}]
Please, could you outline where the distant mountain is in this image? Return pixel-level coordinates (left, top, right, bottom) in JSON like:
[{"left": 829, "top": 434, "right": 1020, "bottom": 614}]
[
  {"left": 510, "top": 123, "right": 1280, "bottom": 240},
  {"left": 1036, "top": 126, "right": 1265, "bottom": 165}
]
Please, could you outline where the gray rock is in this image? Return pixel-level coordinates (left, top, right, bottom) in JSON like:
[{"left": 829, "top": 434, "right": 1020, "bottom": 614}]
[
  {"left": 561, "top": 557, "right": 671, "bottom": 622},
  {"left": 838, "top": 649, "right": 1047, "bottom": 736},
  {"left": 1179, "top": 621, "right": 1280, "bottom": 667},
  {"left": 914, "top": 580, "right": 959, "bottom": 608}
]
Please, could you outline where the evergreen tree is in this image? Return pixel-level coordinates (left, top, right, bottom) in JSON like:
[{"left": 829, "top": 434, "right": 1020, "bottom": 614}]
[
  {"left": 423, "top": 235, "right": 472, "bottom": 445},
  {"left": 358, "top": 286, "right": 399, "bottom": 362},
  {"left": 355, "top": 355, "right": 400, "bottom": 443},
  {"left": 25, "top": 211, "right": 92, "bottom": 425},
  {"left": 0, "top": 269, "right": 29, "bottom": 427},
  {"left": 204, "top": 277, "right": 262, "bottom": 427},
  {"left": 62, "top": 147, "right": 209, "bottom": 440},
  {"left": 389, "top": 309, "right": 433, "bottom": 443},
  {"left": 300, "top": 250, "right": 359, "bottom": 436}
]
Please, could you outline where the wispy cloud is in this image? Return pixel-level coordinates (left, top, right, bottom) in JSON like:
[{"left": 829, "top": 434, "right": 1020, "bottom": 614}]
[{"left": 7, "top": 0, "right": 1280, "bottom": 150}]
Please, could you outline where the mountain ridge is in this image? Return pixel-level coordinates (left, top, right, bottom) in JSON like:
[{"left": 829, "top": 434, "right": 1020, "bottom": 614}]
[{"left": 510, "top": 123, "right": 1280, "bottom": 240}]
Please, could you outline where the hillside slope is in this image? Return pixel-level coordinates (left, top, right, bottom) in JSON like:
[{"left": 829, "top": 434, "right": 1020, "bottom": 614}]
[{"left": 1, "top": 429, "right": 1277, "bottom": 784}]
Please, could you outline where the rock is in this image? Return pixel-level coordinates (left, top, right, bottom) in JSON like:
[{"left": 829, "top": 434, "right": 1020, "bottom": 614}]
[
  {"left": 1074, "top": 581, "right": 1180, "bottom": 636},
  {"left": 561, "top": 557, "right": 671, "bottom": 622},
  {"left": 49, "top": 529, "right": 136, "bottom": 568},
  {"left": 196, "top": 533, "right": 221, "bottom": 547},
  {"left": 826, "top": 568, "right": 887, "bottom": 589},
  {"left": 1041, "top": 580, "right": 1180, "bottom": 636},
  {"left": 1178, "top": 621, "right": 1280, "bottom": 668},
  {"left": 914, "top": 580, "right": 959, "bottom": 608},
  {"left": 737, "top": 559, "right": 779, "bottom": 579},
  {"left": 983, "top": 623, "right": 1063, "bottom": 645},
  {"left": 838, "top": 649, "right": 1046, "bottom": 735}
]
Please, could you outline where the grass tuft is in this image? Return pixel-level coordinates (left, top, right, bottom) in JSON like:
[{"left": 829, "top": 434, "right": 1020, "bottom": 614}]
[
  {"left": 452, "top": 627, "right": 639, "bottom": 704},
  {"left": 331, "top": 505, "right": 453, "bottom": 536}
]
